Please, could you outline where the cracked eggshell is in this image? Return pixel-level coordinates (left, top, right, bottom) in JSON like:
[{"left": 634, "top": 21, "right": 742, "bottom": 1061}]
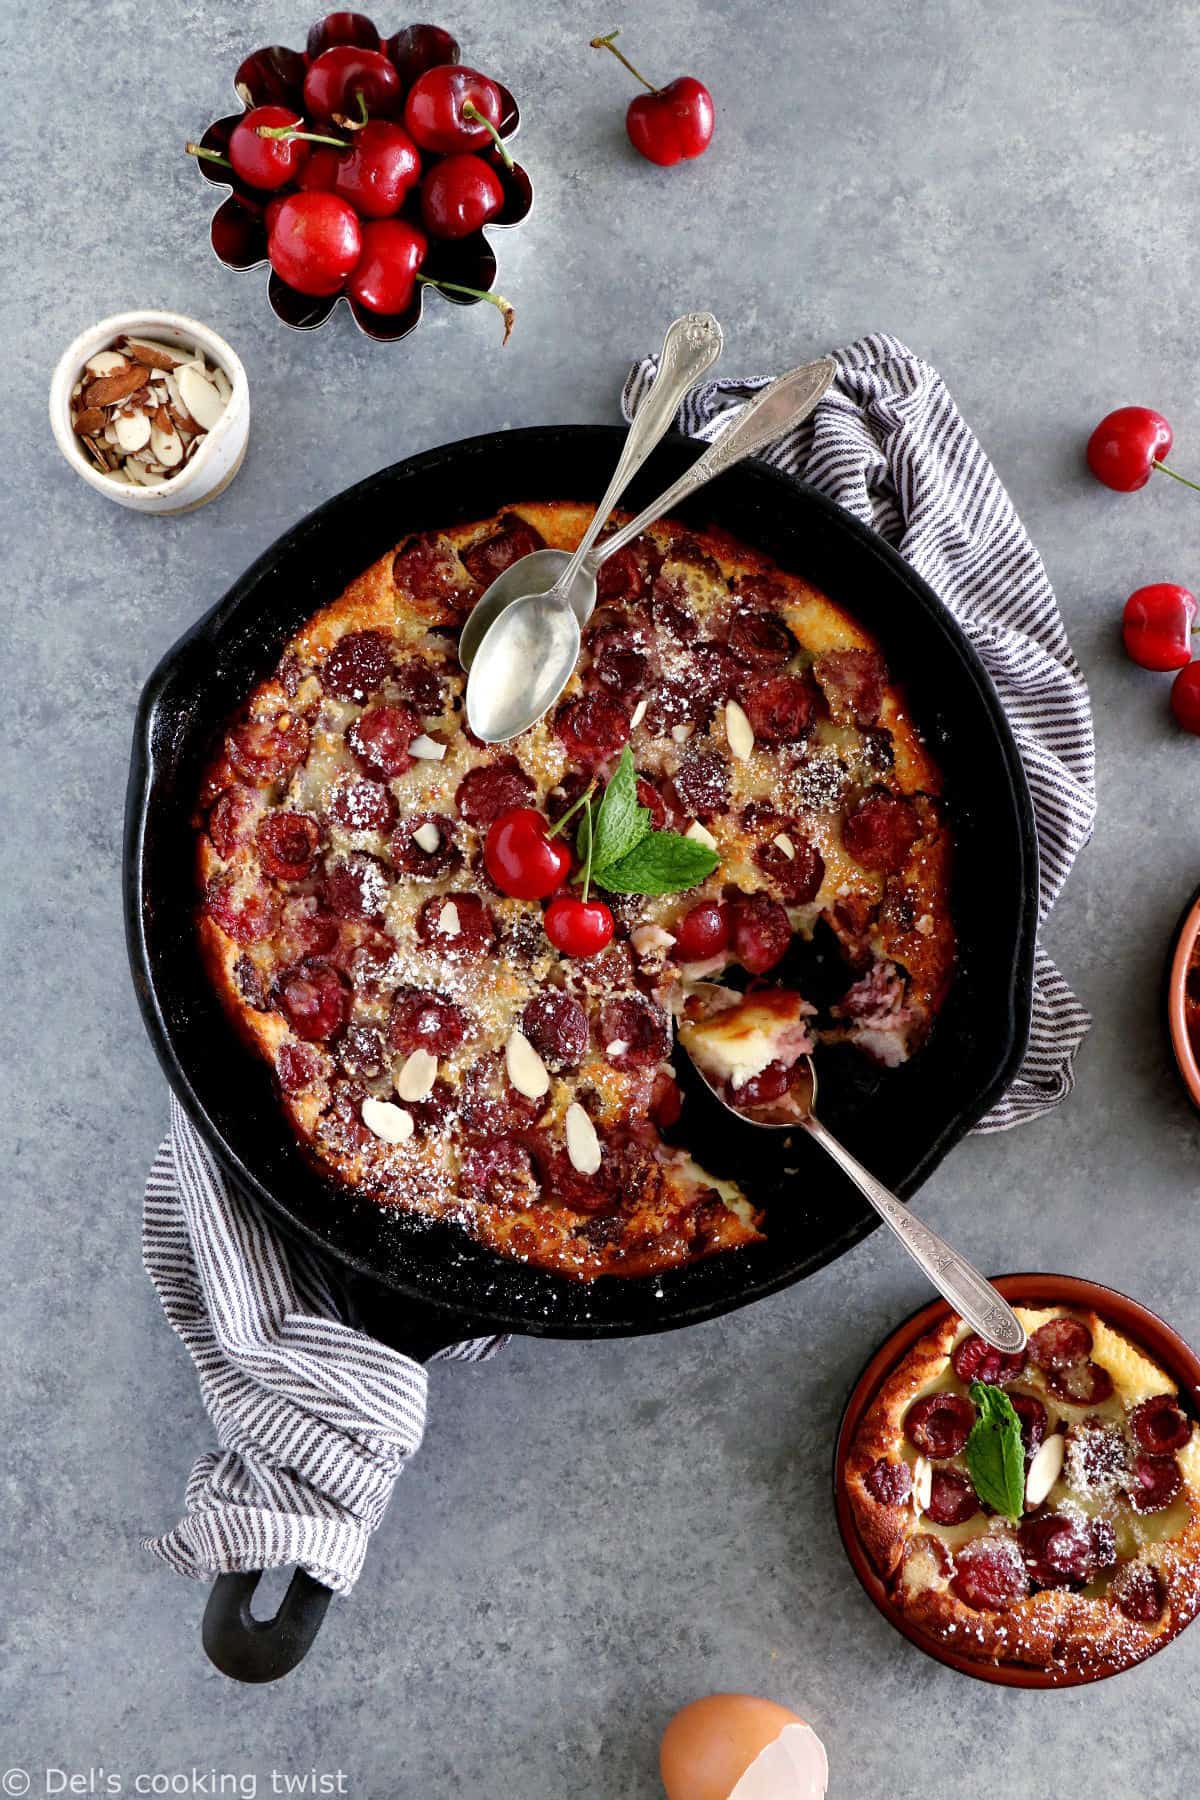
[{"left": 661, "top": 1696, "right": 827, "bottom": 1800}]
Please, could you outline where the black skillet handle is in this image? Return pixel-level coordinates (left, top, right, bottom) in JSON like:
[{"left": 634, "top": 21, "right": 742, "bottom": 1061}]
[
  {"left": 200, "top": 1276, "right": 479, "bottom": 1682},
  {"left": 203, "top": 1568, "right": 334, "bottom": 1683}
]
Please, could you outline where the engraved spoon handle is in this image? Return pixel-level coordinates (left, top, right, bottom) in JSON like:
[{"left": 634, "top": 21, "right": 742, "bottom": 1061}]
[
  {"left": 552, "top": 312, "right": 724, "bottom": 599},
  {"left": 803, "top": 1113, "right": 1026, "bottom": 1353},
  {"left": 590, "top": 356, "right": 837, "bottom": 570}
]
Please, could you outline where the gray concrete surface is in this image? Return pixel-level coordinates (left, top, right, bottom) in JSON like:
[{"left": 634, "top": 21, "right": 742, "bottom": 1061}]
[{"left": 4, "top": 0, "right": 1200, "bottom": 1793}]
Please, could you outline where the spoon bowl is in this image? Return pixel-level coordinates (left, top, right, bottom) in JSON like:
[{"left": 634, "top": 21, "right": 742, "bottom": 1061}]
[
  {"left": 681, "top": 1040, "right": 1026, "bottom": 1354},
  {"left": 465, "top": 588, "right": 581, "bottom": 744},
  {"left": 458, "top": 548, "right": 573, "bottom": 670}
]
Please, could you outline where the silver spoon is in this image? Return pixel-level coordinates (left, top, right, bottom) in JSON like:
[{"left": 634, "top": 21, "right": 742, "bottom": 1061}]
[
  {"left": 457, "top": 311, "right": 724, "bottom": 672},
  {"left": 465, "top": 356, "right": 837, "bottom": 743},
  {"left": 681, "top": 1046, "right": 1026, "bottom": 1354}
]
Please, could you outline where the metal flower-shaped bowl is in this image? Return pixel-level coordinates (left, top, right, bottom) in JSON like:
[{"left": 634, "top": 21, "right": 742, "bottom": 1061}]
[{"left": 190, "top": 16, "right": 532, "bottom": 342}]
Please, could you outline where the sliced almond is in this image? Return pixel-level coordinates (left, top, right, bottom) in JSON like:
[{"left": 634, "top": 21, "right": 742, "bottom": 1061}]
[
  {"left": 772, "top": 832, "right": 796, "bottom": 859},
  {"left": 670, "top": 722, "right": 694, "bottom": 743},
  {"left": 1024, "top": 1431, "right": 1066, "bottom": 1508},
  {"left": 629, "top": 698, "right": 648, "bottom": 729},
  {"left": 84, "top": 350, "right": 129, "bottom": 379},
  {"left": 179, "top": 361, "right": 227, "bottom": 430},
  {"left": 505, "top": 1029, "right": 550, "bottom": 1100},
  {"left": 911, "top": 1455, "right": 933, "bottom": 1513},
  {"left": 631, "top": 923, "right": 676, "bottom": 955},
  {"left": 412, "top": 821, "right": 441, "bottom": 854},
  {"left": 605, "top": 1038, "right": 629, "bottom": 1058},
  {"left": 150, "top": 421, "right": 184, "bottom": 468},
  {"left": 438, "top": 900, "right": 461, "bottom": 938},
  {"left": 565, "top": 1102, "right": 602, "bottom": 1175},
  {"left": 394, "top": 1047, "right": 438, "bottom": 1102},
  {"left": 126, "top": 461, "right": 165, "bottom": 486},
  {"left": 122, "top": 336, "right": 182, "bottom": 371},
  {"left": 114, "top": 410, "right": 152, "bottom": 453},
  {"left": 409, "top": 733, "right": 446, "bottom": 760},
  {"left": 83, "top": 364, "right": 148, "bottom": 408},
  {"left": 725, "top": 699, "right": 755, "bottom": 761},
  {"left": 684, "top": 820, "right": 718, "bottom": 851},
  {"left": 212, "top": 367, "right": 233, "bottom": 404},
  {"left": 72, "top": 407, "right": 106, "bottom": 437},
  {"left": 361, "top": 1096, "right": 414, "bottom": 1145}
]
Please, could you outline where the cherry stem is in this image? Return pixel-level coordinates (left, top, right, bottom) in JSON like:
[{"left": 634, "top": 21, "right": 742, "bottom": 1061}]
[
  {"left": 579, "top": 797, "right": 595, "bottom": 903},
  {"left": 257, "top": 125, "right": 348, "bottom": 148},
  {"left": 415, "top": 275, "right": 515, "bottom": 345},
  {"left": 1153, "top": 459, "right": 1200, "bottom": 495},
  {"left": 461, "top": 100, "right": 514, "bottom": 169},
  {"left": 547, "top": 782, "right": 596, "bottom": 839},
  {"left": 186, "top": 142, "right": 233, "bottom": 168},
  {"left": 589, "top": 29, "right": 659, "bottom": 94},
  {"left": 333, "top": 90, "right": 370, "bottom": 131}
]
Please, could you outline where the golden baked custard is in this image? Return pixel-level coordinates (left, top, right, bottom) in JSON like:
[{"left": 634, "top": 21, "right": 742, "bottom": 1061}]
[
  {"left": 194, "top": 503, "right": 954, "bottom": 1278},
  {"left": 845, "top": 1305, "right": 1200, "bottom": 1678}
]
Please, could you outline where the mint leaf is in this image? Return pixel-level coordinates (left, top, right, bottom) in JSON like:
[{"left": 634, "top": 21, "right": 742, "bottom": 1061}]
[
  {"left": 597, "top": 830, "right": 720, "bottom": 896},
  {"left": 965, "top": 1381, "right": 1026, "bottom": 1520},
  {"left": 585, "top": 746, "right": 652, "bottom": 875}
]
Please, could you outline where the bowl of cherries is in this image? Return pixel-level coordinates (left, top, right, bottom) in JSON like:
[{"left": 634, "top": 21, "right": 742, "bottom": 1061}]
[{"left": 186, "top": 12, "right": 531, "bottom": 342}]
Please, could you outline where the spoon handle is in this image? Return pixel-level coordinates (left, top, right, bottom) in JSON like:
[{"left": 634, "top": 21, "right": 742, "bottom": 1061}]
[
  {"left": 590, "top": 356, "right": 838, "bottom": 569},
  {"left": 555, "top": 312, "right": 724, "bottom": 596},
  {"left": 802, "top": 1113, "right": 1027, "bottom": 1353}
]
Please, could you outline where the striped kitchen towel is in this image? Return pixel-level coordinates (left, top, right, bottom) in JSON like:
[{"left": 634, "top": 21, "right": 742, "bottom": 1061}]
[
  {"left": 144, "top": 1095, "right": 506, "bottom": 1594},
  {"left": 624, "top": 331, "right": 1095, "bottom": 1130}
]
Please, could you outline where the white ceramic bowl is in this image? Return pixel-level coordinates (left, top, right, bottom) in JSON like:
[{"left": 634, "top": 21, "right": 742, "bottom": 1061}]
[{"left": 49, "top": 310, "right": 250, "bottom": 515}]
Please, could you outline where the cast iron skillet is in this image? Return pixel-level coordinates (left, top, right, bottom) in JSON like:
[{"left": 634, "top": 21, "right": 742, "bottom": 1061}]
[{"left": 125, "top": 426, "right": 1038, "bottom": 1680}]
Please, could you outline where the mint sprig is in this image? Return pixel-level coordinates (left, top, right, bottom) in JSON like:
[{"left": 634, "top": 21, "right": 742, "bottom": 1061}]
[
  {"left": 574, "top": 746, "right": 720, "bottom": 898},
  {"left": 965, "top": 1381, "right": 1026, "bottom": 1520}
]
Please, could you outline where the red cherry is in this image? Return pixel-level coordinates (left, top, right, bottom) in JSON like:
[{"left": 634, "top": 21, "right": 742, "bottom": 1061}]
[
  {"left": 333, "top": 119, "right": 421, "bottom": 217},
  {"left": 1171, "top": 660, "right": 1200, "bottom": 734},
  {"left": 591, "top": 31, "right": 714, "bottom": 166},
  {"left": 268, "top": 191, "right": 362, "bottom": 296},
  {"left": 1086, "top": 407, "right": 1173, "bottom": 491},
  {"left": 386, "top": 23, "right": 461, "bottom": 86},
  {"left": 347, "top": 218, "right": 427, "bottom": 315},
  {"left": 420, "top": 153, "right": 505, "bottom": 239},
  {"left": 404, "top": 65, "right": 506, "bottom": 154},
  {"left": 672, "top": 899, "right": 730, "bottom": 962},
  {"left": 627, "top": 79, "right": 714, "bottom": 165},
  {"left": 1122, "top": 584, "right": 1198, "bottom": 671},
  {"left": 485, "top": 807, "right": 572, "bottom": 899},
  {"left": 304, "top": 46, "right": 401, "bottom": 122},
  {"left": 297, "top": 144, "right": 343, "bottom": 192},
  {"left": 228, "top": 106, "right": 311, "bottom": 189},
  {"left": 544, "top": 895, "right": 615, "bottom": 958}
]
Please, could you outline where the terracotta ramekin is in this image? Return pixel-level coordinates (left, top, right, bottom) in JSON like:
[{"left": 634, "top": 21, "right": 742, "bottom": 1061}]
[
  {"left": 1167, "top": 887, "right": 1200, "bottom": 1109},
  {"left": 833, "top": 1273, "right": 1200, "bottom": 1688}
]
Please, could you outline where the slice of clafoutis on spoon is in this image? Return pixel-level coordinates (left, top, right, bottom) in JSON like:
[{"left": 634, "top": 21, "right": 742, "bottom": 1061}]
[
  {"left": 464, "top": 355, "right": 838, "bottom": 743},
  {"left": 677, "top": 986, "right": 1026, "bottom": 1354},
  {"left": 456, "top": 310, "right": 724, "bottom": 672}
]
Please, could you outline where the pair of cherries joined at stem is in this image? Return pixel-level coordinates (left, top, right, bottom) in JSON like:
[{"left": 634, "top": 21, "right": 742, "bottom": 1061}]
[
  {"left": 1089, "top": 406, "right": 1200, "bottom": 732},
  {"left": 485, "top": 793, "right": 615, "bottom": 958}
]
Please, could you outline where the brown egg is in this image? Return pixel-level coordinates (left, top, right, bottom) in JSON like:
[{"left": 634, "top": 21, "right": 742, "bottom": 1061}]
[{"left": 660, "top": 1694, "right": 827, "bottom": 1800}]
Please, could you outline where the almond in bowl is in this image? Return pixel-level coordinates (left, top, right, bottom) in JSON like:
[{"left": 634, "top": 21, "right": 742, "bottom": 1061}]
[
  {"left": 835, "top": 1275, "right": 1200, "bottom": 1685},
  {"left": 49, "top": 310, "right": 249, "bottom": 515}
]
